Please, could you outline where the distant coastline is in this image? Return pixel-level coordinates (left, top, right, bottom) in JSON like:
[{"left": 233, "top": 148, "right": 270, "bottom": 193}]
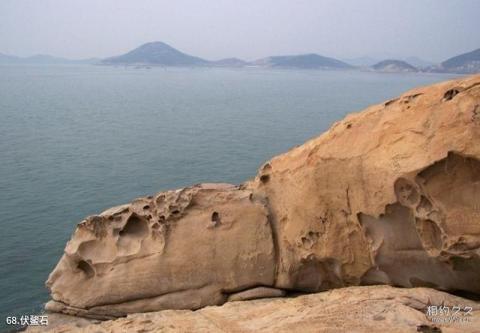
[{"left": 1, "top": 41, "right": 479, "bottom": 74}]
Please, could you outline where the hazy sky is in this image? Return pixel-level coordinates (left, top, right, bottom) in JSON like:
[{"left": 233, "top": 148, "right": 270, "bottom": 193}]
[{"left": 0, "top": 0, "right": 479, "bottom": 62}]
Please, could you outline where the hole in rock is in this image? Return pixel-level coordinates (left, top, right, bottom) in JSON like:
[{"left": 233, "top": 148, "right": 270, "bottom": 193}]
[
  {"left": 211, "top": 211, "right": 221, "bottom": 225},
  {"left": 301, "top": 231, "right": 319, "bottom": 249},
  {"left": 443, "top": 88, "right": 460, "bottom": 101},
  {"left": 117, "top": 215, "right": 149, "bottom": 255},
  {"left": 119, "top": 214, "right": 149, "bottom": 239},
  {"left": 260, "top": 175, "right": 270, "bottom": 184},
  {"left": 77, "top": 260, "right": 95, "bottom": 278}
]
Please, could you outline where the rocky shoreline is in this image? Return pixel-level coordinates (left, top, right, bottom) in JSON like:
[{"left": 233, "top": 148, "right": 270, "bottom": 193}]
[
  {"left": 31, "top": 74, "right": 480, "bottom": 332},
  {"left": 27, "top": 286, "right": 480, "bottom": 332}
]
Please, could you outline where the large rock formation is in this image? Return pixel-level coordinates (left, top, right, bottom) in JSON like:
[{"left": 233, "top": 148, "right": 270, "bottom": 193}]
[
  {"left": 46, "top": 184, "right": 275, "bottom": 319},
  {"left": 45, "top": 75, "right": 480, "bottom": 319},
  {"left": 249, "top": 74, "right": 480, "bottom": 294},
  {"left": 29, "top": 286, "right": 480, "bottom": 333}
]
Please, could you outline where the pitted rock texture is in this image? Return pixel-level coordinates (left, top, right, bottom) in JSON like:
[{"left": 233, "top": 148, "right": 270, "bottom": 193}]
[
  {"left": 28, "top": 286, "right": 480, "bottom": 333},
  {"left": 46, "top": 183, "right": 275, "bottom": 318},
  {"left": 246, "top": 74, "right": 480, "bottom": 294},
  {"left": 46, "top": 75, "right": 480, "bottom": 319}
]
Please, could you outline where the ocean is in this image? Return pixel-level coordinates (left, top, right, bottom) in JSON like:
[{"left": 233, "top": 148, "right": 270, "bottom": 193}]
[{"left": 0, "top": 65, "right": 458, "bottom": 331}]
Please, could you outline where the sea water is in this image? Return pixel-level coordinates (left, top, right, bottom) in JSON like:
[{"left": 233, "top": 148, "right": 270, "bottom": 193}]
[{"left": 0, "top": 65, "right": 458, "bottom": 330}]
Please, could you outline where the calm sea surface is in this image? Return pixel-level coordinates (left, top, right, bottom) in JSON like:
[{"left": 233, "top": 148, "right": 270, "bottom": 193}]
[{"left": 0, "top": 65, "right": 459, "bottom": 330}]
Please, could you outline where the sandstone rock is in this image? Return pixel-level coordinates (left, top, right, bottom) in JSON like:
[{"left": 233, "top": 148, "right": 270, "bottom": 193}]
[
  {"left": 28, "top": 286, "right": 480, "bottom": 333},
  {"left": 247, "top": 74, "right": 480, "bottom": 293},
  {"left": 45, "top": 75, "right": 480, "bottom": 319},
  {"left": 46, "top": 183, "right": 275, "bottom": 318}
]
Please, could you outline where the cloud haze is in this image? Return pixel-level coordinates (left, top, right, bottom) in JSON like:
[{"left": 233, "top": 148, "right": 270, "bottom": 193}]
[{"left": 0, "top": 0, "right": 479, "bottom": 61}]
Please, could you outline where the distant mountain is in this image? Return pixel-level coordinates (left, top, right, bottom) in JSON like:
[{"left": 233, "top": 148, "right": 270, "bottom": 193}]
[
  {"left": 102, "top": 41, "right": 209, "bottom": 66},
  {"left": 101, "top": 42, "right": 353, "bottom": 70},
  {"left": 439, "top": 48, "right": 480, "bottom": 74},
  {"left": 0, "top": 53, "right": 98, "bottom": 65},
  {"left": 342, "top": 56, "right": 434, "bottom": 68},
  {"left": 253, "top": 54, "right": 353, "bottom": 69},
  {"left": 402, "top": 56, "right": 435, "bottom": 68},
  {"left": 212, "top": 58, "right": 248, "bottom": 67},
  {"left": 372, "top": 59, "right": 418, "bottom": 73}
]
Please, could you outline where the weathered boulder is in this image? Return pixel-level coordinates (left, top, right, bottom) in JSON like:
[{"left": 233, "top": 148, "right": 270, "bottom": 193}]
[
  {"left": 45, "top": 75, "right": 480, "bottom": 318},
  {"left": 248, "top": 74, "right": 480, "bottom": 293},
  {"left": 46, "top": 183, "right": 275, "bottom": 318}
]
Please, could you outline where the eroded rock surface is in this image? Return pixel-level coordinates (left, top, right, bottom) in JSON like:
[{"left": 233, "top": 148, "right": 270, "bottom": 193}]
[
  {"left": 247, "top": 74, "right": 480, "bottom": 294},
  {"left": 28, "top": 286, "right": 480, "bottom": 333},
  {"left": 45, "top": 75, "right": 480, "bottom": 319},
  {"left": 46, "top": 183, "right": 275, "bottom": 318}
]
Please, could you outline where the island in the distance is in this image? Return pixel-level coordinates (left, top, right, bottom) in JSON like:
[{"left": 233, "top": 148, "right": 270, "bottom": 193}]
[
  {"left": 251, "top": 53, "right": 353, "bottom": 69},
  {"left": 435, "top": 48, "right": 480, "bottom": 74},
  {"left": 102, "top": 41, "right": 209, "bottom": 67},
  {"left": 101, "top": 41, "right": 353, "bottom": 70},
  {"left": 2, "top": 41, "right": 479, "bottom": 74},
  {"left": 371, "top": 59, "right": 418, "bottom": 72},
  {"left": 100, "top": 42, "right": 480, "bottom": 74}
]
